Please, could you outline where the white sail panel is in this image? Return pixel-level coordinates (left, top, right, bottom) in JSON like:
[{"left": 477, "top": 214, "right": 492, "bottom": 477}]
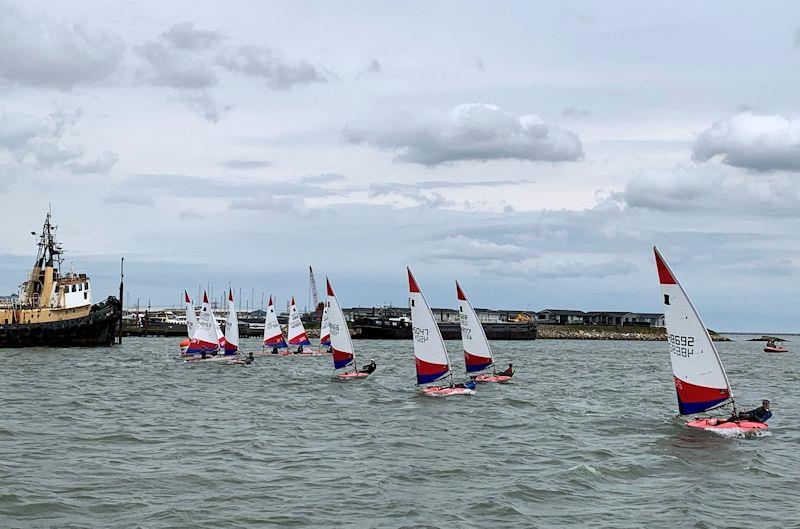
[
  {"left": 224, "top": 288, "right": 239, "bottom": 354},
  {"left": 184, "top": 290, "right": 198, "bottom": 339},
  {"left": 456, "top": 281, "right": 494, "bottom": 373},
  {"left": 655, "top": 247, "right": 732, "bottom": 414},
  {"left": 286, "top": 296, "right": 311, "bottom": 346},
  {"left": 326, "top": 277, "right": 356, "bottom": 370},
  {"left": 319, "top": 303, "right": 331, "bottom": 347},
  {"left": 408, "top": 267, "right": 451, "bottom": 384},
  {"left": 263, "top": 296, "right": 287, "bottom": 348},
  {"left": 187, "top": 291, "right": 220, "bottom": 354}
]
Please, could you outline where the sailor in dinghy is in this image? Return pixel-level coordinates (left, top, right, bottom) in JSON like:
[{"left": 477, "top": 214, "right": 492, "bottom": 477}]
[
  {"left": 654, "top": 247, "right": 770, "bottom": 434},
  {"left": 327, "top": 277, "right": 375, "bottom": 380},
  {"left": 408, "top": 268, "right": 476, "bottom": 397},
  {"left": 180, "top": 290, "right": 198, "bottom": 355},
  {"left": 457, "top": 280, "right": 513, "bottom": 384}
]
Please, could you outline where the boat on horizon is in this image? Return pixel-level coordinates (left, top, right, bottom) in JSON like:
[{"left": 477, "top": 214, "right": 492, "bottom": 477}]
[{"left": 0, "top": 211, "right": 120, "bottom": 348}]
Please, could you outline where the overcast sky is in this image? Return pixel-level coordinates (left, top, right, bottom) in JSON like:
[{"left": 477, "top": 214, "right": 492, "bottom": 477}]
[{"left": 2, "top": 1, "right": 800, "bottom": 331}]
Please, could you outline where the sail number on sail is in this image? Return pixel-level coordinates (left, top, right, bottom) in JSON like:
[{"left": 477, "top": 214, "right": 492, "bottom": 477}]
[
  {"left": 668, "top": 334, "right": 695, "bottom": 357},
  {"left": 330, "top": 322, "right": 341, "bottom": 336},
  {"left": 413, "top": 327, "right": 429, "bottom": 342}
]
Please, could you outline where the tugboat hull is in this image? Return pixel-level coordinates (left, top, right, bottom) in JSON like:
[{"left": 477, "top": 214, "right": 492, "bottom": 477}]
[{"left": 0, "top": 297, "right": 121, "bottom": 348}]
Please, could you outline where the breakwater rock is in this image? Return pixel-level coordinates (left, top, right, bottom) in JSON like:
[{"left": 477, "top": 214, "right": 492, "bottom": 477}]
[{"left": 537, "top": 324, "right": 730, "bottom": 341}]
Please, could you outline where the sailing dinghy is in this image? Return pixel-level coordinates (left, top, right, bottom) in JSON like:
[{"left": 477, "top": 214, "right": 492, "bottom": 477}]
[
  {"left": 654, "top": 247, "right": 767, "bottom": 434},
  {"left": 224, "top": 288, "right": 239, "bottom": 356},
  {"left": 327, "top": 277, "right": 373, "bottom": 379},
  {"left": 457, "top": 281, "right": 511, "bottom": 383},
  {"left": 180, "top": 290, "right": 198, "bottom": 354},
  {"left": 262, "top": 296, "right": 290, "bottom": 355},
  {"left": 185, "top": 291, "right": 226, "bottom": 360},
  {"left": 408, "top": 268, "right": 475, "bottom": 396},
  {"left": 287, "top": 296, "right": 313, "bottom": 354},
  {"left": 319, "top": 301, "right": 332, "bottom": 353}
]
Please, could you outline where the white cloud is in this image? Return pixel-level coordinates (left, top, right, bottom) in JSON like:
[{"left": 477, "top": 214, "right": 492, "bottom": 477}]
[
  {"left": 693, "top": 112, "right": 800, "bottom": 171},
  {"left": 343, "top": 103, "right": 583, "bottom": 166}
]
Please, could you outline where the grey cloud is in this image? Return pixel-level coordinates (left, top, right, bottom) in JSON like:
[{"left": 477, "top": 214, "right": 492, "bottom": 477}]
[
  {"left": 562, "top": 107, "right": 590, "bottom": 118},
  {"left": 104, "top": 194, "right": 154, "bottom": 206},
  {"left": 217, "top": 45, "right": 329, "bottom": 89},
  {"left": 0, "top": 1, "right": 125, "bottom": 89},
  {"left": 0, "top": 108, "right": 118, "bottom": 174},
  {"left": 162, "top": 22, "right": 223, "bottom": 50},
  {"left": 218, "top": 159, "right": 272, "bottom": 170},
  {"left": 429, "top": 235, "right": 529, "bottom": 262},
  {"left": 794, "top": 27, "right": 800, "bottom": 49},
  {"left": 136, "top": 41, "right": 217, "bottom": 89},
  {"left": 177, "top": 91, "right": 230, "bottom": 123},
  {"left": 67, "top": 151, "right": 119, "bottom": 174},
  {"left": 368, "top": 183, "right": 454, "bottom": 208},
  {"left": 343, "top": 103, "right": 584, "bottom": 166},
  {"left": 299, "top": 173, "right": 345, "bottom": 184},
  {"left": 179, "top": 209, "right": 204, "bottom": 219},
  {"left": 357, "top": 59, "right": 381, "bottom": 78},
  {"left": 693, "top": 112, "right": 800, "bottom": 171}
]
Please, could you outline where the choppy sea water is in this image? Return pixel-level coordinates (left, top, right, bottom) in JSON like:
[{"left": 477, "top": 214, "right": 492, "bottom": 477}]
[{"left": 1, "top": 336, "right": 799, "bottom": 528}]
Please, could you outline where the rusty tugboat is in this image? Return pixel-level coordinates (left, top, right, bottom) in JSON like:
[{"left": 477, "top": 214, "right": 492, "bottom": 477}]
[{"left": 0, "top": 212, "right": 121, "bottom": 348}]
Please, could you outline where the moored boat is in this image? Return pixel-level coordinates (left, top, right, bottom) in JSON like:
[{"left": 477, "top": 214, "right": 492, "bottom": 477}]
[{"left": 0, "top": 212, "right": 120, "bottom": 348}]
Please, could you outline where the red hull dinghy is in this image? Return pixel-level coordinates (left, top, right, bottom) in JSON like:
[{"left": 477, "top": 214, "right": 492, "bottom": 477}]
[{"left": 654, "top": 247, "right": 768, "bottom": 435}]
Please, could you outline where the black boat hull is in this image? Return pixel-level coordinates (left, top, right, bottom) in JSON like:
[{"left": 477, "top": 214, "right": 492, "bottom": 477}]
[{"left": 0, "top": 297, "right": 121, "bottom": 348}]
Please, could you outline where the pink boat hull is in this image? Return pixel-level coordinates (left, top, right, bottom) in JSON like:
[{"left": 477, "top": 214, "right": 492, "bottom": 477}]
[
  {"left": 764, "top": 346, "right": 788, "bottom": 353},
  {"left": 421, "top": 386, "right": 476, "bottom": 397},
  {"left": 472, "top": 374, "right": 512, "bottom": 383},
  {"left": 336, "top": 371, "right": 370, "bottom": 380},
  {"left": 686, "top": 418, "right": 768, "bottom": 433}
]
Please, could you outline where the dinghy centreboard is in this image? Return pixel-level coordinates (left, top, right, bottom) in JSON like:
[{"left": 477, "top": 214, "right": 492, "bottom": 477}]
[
  {"left": 654, "top": 247, "right": 767, "bottom": 434},
  {"left": 327, "top": 277, "right": 371, "bottom": 379},
  {"left": 457, "top": 281, "right": 511, "bottom": 383},
  {"left": 408, "top": 267, "right": 475, "bottom": 397}
]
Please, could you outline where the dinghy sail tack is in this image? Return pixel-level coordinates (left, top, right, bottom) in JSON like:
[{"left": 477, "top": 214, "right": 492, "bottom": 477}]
[{"left": 654, "top": 247, "right": 732, "bottom": 415}]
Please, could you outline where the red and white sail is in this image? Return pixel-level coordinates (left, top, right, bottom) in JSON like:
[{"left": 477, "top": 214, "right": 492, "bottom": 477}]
[
  {"left": 408, "top": 267, "right": 451, "bottom": 385},
  {"left": 263, "top": 296, "right": 287, "bottom": 348},
  {"left": 287, "top": 296, "right": 311, "bottom": 346},
  {"left": 326, "top": 277, "right": 357, "bottom": 370},
  {"left": 187, "top": 291, "right": 221, "bottom": 355},
  {"left": 654, "top": 247, "right": 732, "bottom": 415},
  {"left": 319, "top": 302, "right": 331, "bottom": 347},
  {"left": 456, "top": 281, "right": 495, "bottom": 373},
  {"left": 184, "top": 290, "right": 198, "bottom": 339},
  {"left": 224, "top": 288, "right": 239, "bottom": 355}
]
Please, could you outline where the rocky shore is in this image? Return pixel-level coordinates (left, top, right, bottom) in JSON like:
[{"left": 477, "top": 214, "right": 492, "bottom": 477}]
[{"left": 537, "top": 324, "right": 730, "bottom": 341}]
